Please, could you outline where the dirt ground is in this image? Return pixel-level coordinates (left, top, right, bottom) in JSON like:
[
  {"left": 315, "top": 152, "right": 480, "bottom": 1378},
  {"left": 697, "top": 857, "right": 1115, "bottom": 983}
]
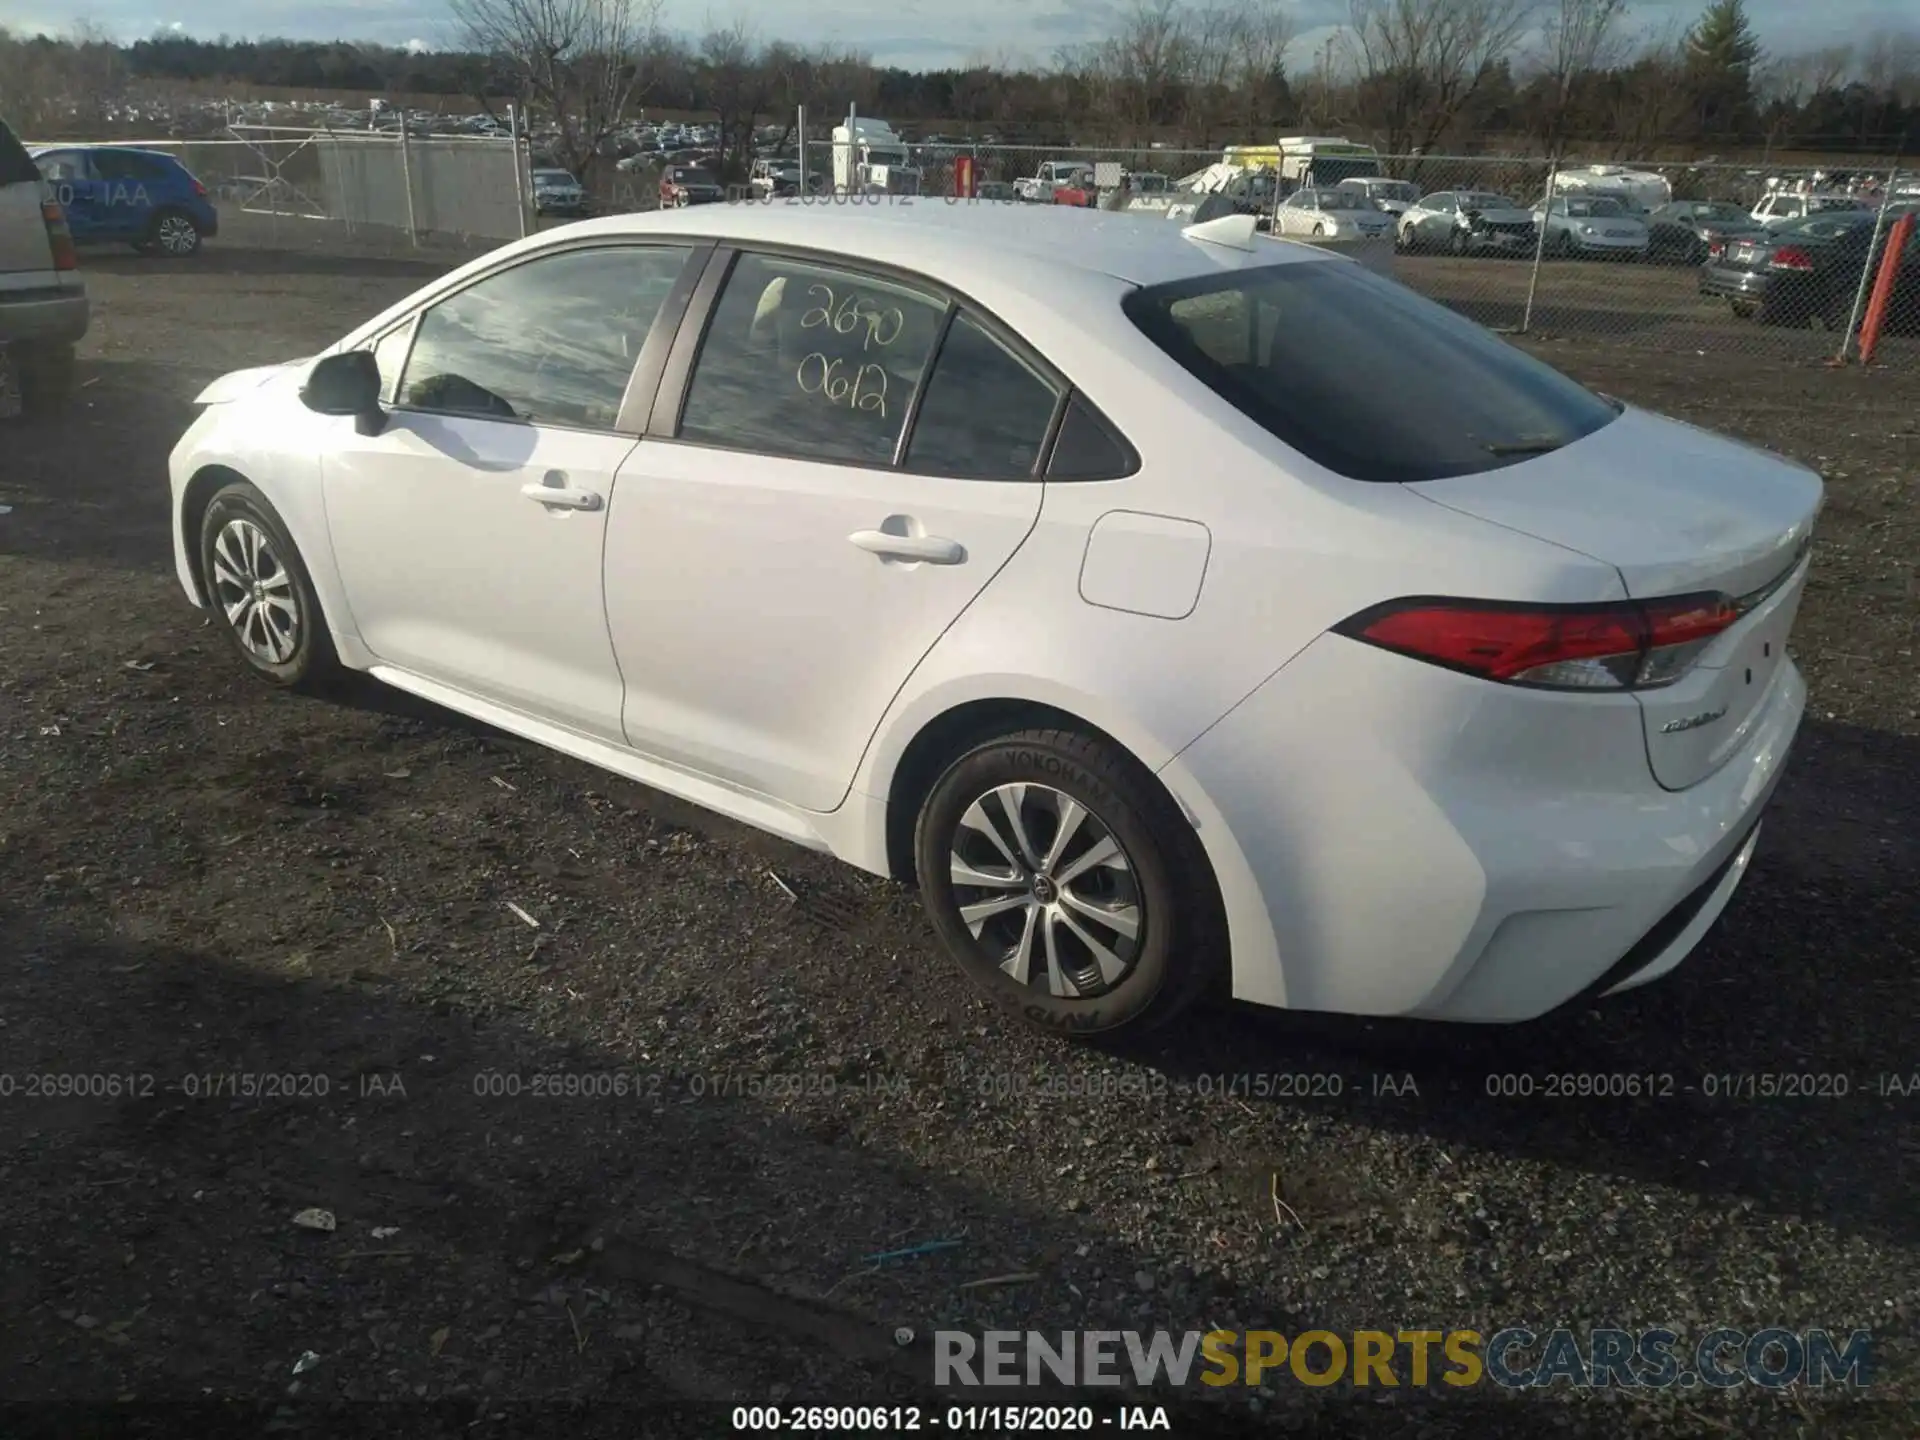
[{"left": 2, "top": 220, "right": 1918, "bottom": 1439}]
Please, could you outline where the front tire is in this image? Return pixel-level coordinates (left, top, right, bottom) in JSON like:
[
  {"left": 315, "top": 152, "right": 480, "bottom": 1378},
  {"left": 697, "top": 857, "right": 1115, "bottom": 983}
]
[
  {"left": 198, "top": 482, "right": 338, "bottom": 692},
  {"left": 914, "top": 728, "right": 1221, "bottom": 1038}
]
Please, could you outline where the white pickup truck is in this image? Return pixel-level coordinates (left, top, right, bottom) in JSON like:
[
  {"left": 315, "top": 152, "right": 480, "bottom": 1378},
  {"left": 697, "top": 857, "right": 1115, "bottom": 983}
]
[{"left": 1014, "top": 160, "right": 1093, "bottom": 203}]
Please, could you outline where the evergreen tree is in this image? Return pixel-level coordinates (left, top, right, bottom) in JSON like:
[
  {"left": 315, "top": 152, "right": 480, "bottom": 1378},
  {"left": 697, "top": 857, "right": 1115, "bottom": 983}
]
[{"left": 1683, "top": 0, "right": 1761, "bottom": 139}]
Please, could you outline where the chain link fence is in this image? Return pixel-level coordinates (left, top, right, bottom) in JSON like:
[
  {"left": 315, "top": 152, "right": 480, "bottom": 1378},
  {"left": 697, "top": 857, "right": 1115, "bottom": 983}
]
[
  {"left": 748, "top": 141, "right": 1918, "bottom": 370},
  {"left": 35, "top": 128, "right": 532, "bottom": 248}
]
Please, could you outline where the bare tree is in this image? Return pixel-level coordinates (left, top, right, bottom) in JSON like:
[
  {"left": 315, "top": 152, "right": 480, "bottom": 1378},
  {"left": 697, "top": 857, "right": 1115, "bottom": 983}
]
[
  {"left": 1343, "top": 0, "right": 1540, "bottom": 158},
  {"left": 1600, "top": 25, "right": 1695, "bottom": 160},
  {"left": 1228, "top": 0, "right": 1297, "bottom": 138},
  {"left": 1527, "top": 0, "right": 1629, "bottom": 157},
  {"left": 449, "top": 0, "right": 664, "bottom": 180},
  {"left": 700, "top": 21, "right": 771, "bottom": 183}
]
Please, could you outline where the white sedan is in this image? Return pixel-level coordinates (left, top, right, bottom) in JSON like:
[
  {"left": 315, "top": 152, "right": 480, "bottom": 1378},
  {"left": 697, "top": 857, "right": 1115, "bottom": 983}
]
[
  {"left": 169, "top": 205, "right": 1819, "bottom": 1038},
  {"left": 1271, "top": 187, "right": 1395, "bottom": 240}
]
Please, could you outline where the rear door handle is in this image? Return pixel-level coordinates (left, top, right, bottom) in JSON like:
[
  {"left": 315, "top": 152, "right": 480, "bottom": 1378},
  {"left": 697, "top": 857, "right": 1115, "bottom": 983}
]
[
  {"left": 848, "top": 530, "right": 965, "bottom": 564},
  {"left": 521, "top": 481, "right": 603, "bottom": 512}
]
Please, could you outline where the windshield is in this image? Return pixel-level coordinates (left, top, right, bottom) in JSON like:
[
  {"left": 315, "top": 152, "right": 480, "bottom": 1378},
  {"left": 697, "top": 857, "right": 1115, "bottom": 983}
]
[
  {"left": 1320, "top": 191, "right": 1370, "bottom": 210},
  {"left": 1461, "top": 193, "right": 1513, "bottom": 211},
  {"left": 534, "top": 171, "right": 576, "bottom": 185},
  {"left": 1777, "top": 213, "right": 1870, "bottom": 240},
  {"left": 1370, "top": 181, "right": 1417, "bottom": 200},
  {"left": 1700, "top": 202, "right": 1748, "bottom": 221},
  {"left": 868, "top": 148, "right": 909, "bottom": 168},
  {"left": 1566, "top": 198, "right": 1626, "bottom": 217},
  {"left": 678, "top": 169, "right": 717, "bottom": 186},
  {"left": 1122, "top": 261, "right": 1618, "bottom": 484}
]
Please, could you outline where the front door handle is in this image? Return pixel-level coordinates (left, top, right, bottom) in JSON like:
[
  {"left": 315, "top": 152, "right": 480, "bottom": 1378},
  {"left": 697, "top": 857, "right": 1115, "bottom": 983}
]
[
  {"left": 848, "top": 530, "right": 965, "bottom": 564},
  {"left": 521, "top": 481, "right": 603, "bottom": 512}
]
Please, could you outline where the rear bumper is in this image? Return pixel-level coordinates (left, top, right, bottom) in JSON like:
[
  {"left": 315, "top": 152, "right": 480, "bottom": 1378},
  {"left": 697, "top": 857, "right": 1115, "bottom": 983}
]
[
  {"left": 0, "top": 286, "right": 89, "bottom": 346},
  {"left": 1698, "top": 265, "right": 1771, "bottom": 300},
  {"left": 1163, "top": 633, "right": 1805, "bottom": 1023}
]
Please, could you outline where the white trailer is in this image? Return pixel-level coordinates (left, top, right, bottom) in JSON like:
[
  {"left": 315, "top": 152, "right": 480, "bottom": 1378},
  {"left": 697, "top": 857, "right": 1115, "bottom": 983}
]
[{"left": 830, "top": 118, "right": 922, "bottom": 196}]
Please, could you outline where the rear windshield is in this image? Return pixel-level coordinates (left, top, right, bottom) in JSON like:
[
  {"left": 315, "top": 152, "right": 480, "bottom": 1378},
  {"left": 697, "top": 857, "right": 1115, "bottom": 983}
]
[
  {"left": 0, "top": 117, "right": 40, "bottom": 186},
  {"left": 1122, "top": 260, "right": 1619, "bottom": 483}
]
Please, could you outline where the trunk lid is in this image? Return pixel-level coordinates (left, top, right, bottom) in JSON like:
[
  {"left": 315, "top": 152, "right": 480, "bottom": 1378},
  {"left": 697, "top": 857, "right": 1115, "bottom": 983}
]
[{"left": 1411, "top": 405, "right": 1822, "bottom": 790}]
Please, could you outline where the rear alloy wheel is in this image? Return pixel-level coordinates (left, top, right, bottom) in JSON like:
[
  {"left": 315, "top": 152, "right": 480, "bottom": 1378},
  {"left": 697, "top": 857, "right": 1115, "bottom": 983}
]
[
  {"left": 915, "top": 729, "right": 1220, "bottom": 1038},
  {"left": 199, "top": 482, "right": 338, "bottom": 691},
  {"left": 149, "top": 210, "right": 202, "bottom": 257}
]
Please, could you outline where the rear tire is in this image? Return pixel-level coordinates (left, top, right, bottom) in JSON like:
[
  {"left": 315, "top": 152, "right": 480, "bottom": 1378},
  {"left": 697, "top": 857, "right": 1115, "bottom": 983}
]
[
  {"left": 914, "top": 728, "right": 1223, "bottom": 1039},
  {"left": 147, "top": 208, "right": 203, "bottom": 257},
  {"left": 198, "top": 481, "right": 339, "bottom": 693},
  {"left": 1729, "top": 299, "right": 1757, "bottom": 320}
]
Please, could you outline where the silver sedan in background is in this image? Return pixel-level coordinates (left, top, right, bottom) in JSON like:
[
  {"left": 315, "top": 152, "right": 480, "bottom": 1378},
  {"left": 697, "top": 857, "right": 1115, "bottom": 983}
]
[
  {"left": 1534, "top": 195, "right": 1652, "bottom": 259},
  {"left": 1272, "top": 188, "right": 1395, "bottom": 241}
]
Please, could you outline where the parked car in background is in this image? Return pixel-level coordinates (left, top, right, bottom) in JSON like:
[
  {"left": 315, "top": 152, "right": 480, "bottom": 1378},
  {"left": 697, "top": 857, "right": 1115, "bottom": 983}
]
[
  {"left": 531, "top": 169, "right": 589, "bottom": 217},
  {"left": 1272, "top": 187, "right": 1394, "bottom": 240},
  {"left": 1335, "top": 176, "right": 1420, "bottom": 218},
  {"left": 1014, "top": 160, "right": 1092, "bottom": 204},
  {"left": 1645, "top": 200, "right": 1766, "bottom": 264},
  {"left": 1534, "top": 195, "right": 1651, "bottom": 259},
  {"left": 167, "top": 204, "right": 1819, "bottom": 1039},
  {"left": 975, "top": 180, "right": 1018, "bottom": 202},
  {"left": 1397, "top": 191, "right": 1536, "bottom": 255},
  {"left": 659, "top": 165, "right": 724, "bottom": 207},
  {"left": 29, "top": 143, "right": 217, "bottom": 256},
  {"left": 1750, "top": 190, "right": 1866, "bottom": 231},
  {"left": 1699, "top": 205, "right": 1920, "bottom": 327},
  {"left": 749, "top": 158, "right": 803, "bottom": 198},
  {"left": 1, "top": 113, "right": 86, "bottom": 416}
]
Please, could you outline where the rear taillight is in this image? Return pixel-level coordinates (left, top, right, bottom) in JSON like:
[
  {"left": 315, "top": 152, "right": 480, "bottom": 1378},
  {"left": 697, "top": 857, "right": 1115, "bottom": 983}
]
[
  {"left": 191, "top": 177, "right": 208, "bottom": 197},
  {"left": 41, "top": 200, "right": 78, "bottom": 271},
  {"left": 1336, "top": 594, "right": 1740, "bottom": 690},
  {"left": 1769, "top": 245, "right": 1814, "bottom": 270}
]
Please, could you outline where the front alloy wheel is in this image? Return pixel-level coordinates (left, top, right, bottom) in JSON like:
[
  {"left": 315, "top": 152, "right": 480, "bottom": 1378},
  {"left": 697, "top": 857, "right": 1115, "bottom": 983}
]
[
  {"left": 199, "top": 481, "right": 337, "bottom": 691},
  {"left": 915, "top": 728, "right": 1221, "bottom": 1037},
  {"left": 210, "top": 518, "right": 300, "bottom": 666}
]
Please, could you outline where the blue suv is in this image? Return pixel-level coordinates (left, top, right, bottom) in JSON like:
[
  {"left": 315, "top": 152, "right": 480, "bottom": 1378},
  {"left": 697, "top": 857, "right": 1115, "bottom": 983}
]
[{"left": 29, "top": 145, "right": 218, "bottom": 257}]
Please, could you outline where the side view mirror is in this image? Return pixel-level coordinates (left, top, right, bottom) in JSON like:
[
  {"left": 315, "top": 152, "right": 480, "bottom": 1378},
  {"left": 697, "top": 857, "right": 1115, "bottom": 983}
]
[{"left": 301, "top": 350, "right": 386, "bottom": 435}]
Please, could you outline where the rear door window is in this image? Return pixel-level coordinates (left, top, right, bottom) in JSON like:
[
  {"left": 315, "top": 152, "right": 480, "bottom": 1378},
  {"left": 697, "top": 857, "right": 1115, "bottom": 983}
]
[
  {"left": 903, "top": 312, "right": 1061, "bottom": 479},
  {"left": 1124, "top": 258, "right": 1618, "bottom": 483},
  {"left": 676, "top": 251, "right": 948, "bottom": 466}
]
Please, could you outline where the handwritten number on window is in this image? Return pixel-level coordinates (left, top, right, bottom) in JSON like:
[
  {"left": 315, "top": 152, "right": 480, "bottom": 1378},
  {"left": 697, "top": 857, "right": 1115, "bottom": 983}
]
[
  {"left": 799, "top": 283, "right": 904, "bottom": 352},
  {"left": 796, "top": 353, "right": 888, "bottom": 417}
]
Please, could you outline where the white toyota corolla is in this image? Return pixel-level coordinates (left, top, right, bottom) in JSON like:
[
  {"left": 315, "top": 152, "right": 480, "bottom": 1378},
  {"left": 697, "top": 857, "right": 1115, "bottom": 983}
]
[{"left": 169, "top": 203, "right": 1819, "bottom": 1038}]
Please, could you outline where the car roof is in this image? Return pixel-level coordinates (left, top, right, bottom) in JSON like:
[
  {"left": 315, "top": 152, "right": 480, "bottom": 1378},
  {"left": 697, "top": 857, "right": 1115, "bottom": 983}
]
[
  {"left": 31, "top": 143, "right": 178, "bottom": 163},
  {"left": 524, "top": 203, "right": 1336, "bottom": 287}
]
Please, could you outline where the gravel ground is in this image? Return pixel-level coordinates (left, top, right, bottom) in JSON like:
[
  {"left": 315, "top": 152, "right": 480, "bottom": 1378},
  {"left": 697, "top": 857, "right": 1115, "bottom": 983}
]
[{"left": 1, "top": 220, "right": 1917, "bottom": 1439}]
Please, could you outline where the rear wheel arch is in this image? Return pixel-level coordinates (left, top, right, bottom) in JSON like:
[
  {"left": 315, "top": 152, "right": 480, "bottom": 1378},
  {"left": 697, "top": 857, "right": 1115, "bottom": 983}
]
[{"left": 880, "top": 699, "right": 1215, "bottom": 901}]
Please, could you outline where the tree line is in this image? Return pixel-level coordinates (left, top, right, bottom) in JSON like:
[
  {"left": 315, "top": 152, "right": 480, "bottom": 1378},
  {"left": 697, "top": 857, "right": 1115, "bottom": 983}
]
[{"left": 4, "top": 0, "right": 1916, "bottom": 181}]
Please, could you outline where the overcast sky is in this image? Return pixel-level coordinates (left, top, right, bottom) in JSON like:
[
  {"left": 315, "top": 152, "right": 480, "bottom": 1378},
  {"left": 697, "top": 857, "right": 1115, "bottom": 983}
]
[{"left": 0, "top": 0, "right": 1913, "bottom": 74}]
